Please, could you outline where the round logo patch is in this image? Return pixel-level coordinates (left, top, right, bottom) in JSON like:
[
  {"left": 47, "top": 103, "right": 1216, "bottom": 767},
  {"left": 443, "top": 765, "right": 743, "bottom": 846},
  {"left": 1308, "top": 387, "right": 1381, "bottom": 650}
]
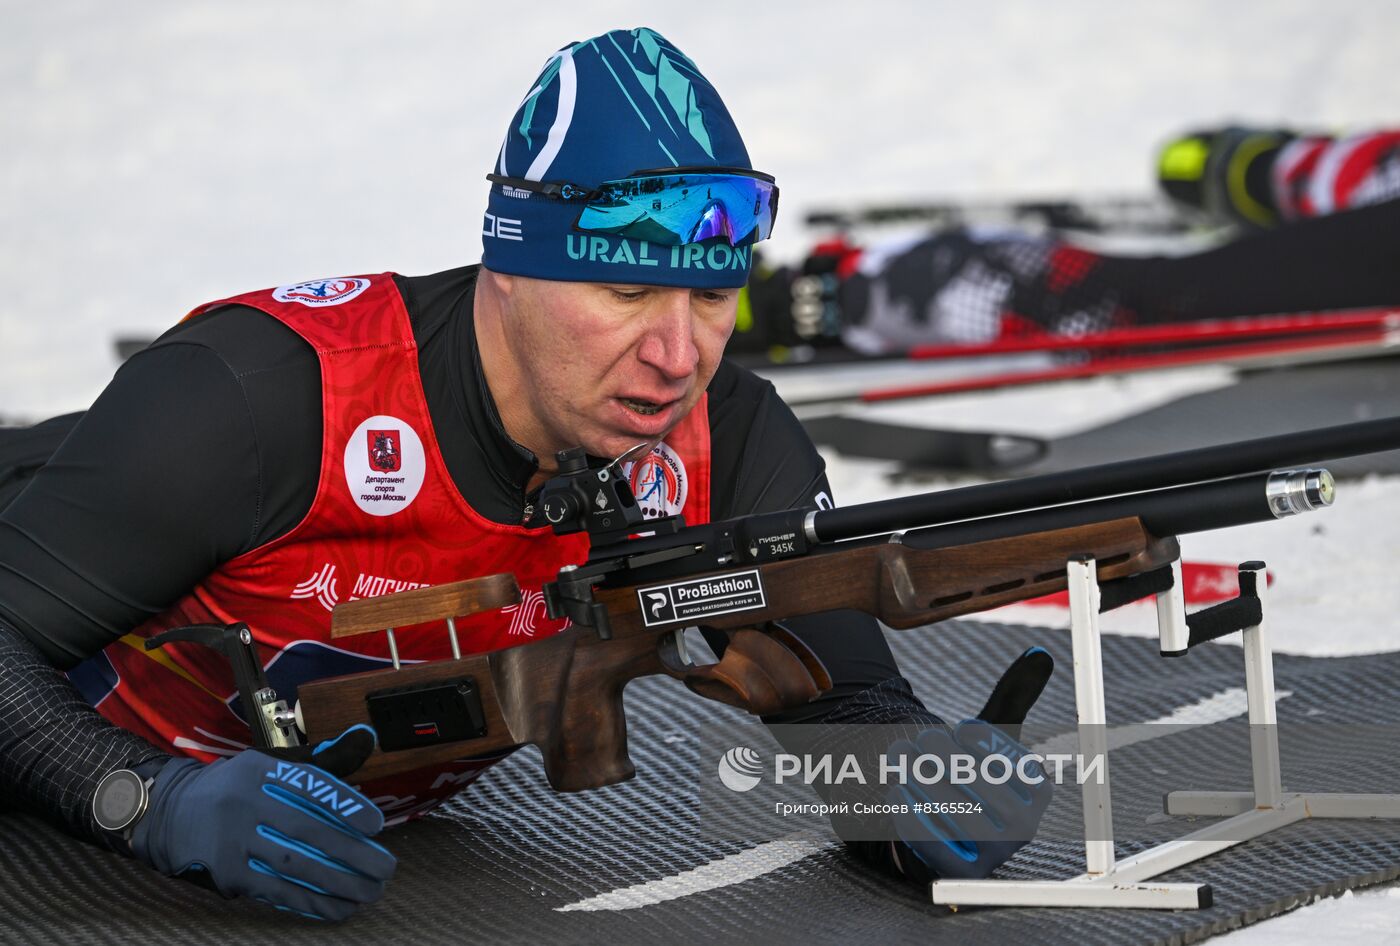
[
  {"left": 623, "top": 442, "right": 688, "bottom": 519},
  {"left": 343, "top": 415, "right": 425, "bottom": 516},
  {"left": 273, "top": 277, "right": 371, "bottom": 307}
]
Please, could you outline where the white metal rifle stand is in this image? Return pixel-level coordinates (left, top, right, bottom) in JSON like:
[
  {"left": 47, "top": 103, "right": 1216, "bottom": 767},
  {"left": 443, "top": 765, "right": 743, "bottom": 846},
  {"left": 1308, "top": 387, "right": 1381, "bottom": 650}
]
[{"left": 930, "top": 554, "right": 1400, "bottom": 910}]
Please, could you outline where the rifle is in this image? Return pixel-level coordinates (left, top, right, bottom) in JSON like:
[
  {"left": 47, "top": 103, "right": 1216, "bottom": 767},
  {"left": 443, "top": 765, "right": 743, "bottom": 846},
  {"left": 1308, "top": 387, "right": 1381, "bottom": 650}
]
[{"left": 153, "top": 417, "right": 1400, "bottom": 793}]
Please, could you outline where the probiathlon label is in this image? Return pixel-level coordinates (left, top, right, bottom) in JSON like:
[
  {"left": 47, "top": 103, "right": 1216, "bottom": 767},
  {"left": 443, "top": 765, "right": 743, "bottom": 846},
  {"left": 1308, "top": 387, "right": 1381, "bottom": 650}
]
[{"left": 637, "top": 570, "right": 766, "bottom": 627}]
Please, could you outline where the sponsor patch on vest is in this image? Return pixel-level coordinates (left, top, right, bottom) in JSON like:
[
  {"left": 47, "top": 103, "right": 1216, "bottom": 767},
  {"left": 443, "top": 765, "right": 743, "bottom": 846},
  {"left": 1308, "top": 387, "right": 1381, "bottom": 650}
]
[
  {"left": 273, "top": 277, "right": 371, "bottom": 307},
  {"left": 343, "top": 415, "right": 425, "bottom": 516},
  {"left": 290, "top": 563, "right": 431, "bottom": 611},
  {"left": 637, "top": 569, "right": 766, "bottom": 628},
  {"left": 290, "top": 562, "right": 342, "bottom": 611},
  {"left": 623, "top": 441, "right": 688, "bottom": 519}
]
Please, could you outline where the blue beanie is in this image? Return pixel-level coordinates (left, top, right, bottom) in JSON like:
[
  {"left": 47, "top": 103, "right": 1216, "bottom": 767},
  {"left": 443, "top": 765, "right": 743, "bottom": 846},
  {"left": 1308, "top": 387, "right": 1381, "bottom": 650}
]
[{"left": 481, "top": 28, "right": 758, "bottom": 289}]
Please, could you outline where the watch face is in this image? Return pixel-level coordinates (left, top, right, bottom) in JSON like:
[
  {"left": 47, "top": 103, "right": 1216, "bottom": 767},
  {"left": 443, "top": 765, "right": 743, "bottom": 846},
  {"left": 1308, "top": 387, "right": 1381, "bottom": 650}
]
[{"left": 94, "top": 770, "right": 146, "bottom": 832}]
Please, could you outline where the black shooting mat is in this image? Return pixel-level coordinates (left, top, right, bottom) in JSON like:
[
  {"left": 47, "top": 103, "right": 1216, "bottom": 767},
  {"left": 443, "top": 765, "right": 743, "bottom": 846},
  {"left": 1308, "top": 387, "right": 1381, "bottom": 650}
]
[
  {"left": 3, "top": 621, "right": 1399, "bottom": 946},
  {"left": 1016, "top": 355, "right": 1400, "bottom": 478}
]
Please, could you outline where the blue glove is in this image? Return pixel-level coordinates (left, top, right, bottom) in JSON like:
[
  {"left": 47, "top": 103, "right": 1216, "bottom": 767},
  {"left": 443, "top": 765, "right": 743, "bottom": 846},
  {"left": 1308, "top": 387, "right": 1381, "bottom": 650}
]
[
  {"left": 132, "top": 725, "right": 396, "bottom": 921},
  {"left": 886, "top": 719, "right": 1051, "bottom": 880},
  {"left": 886, "top": 647, "right": 1054, "bottom": 881}
]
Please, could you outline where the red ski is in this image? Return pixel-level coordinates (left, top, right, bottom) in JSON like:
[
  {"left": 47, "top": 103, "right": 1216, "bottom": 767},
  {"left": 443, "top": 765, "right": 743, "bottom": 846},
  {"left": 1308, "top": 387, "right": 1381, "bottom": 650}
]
[
  {"left": 862, "top": 325, "right": 1400, "bottom": 402},
  {"left": 907, "top": 309, "right": 1400, "bottom": 360}
]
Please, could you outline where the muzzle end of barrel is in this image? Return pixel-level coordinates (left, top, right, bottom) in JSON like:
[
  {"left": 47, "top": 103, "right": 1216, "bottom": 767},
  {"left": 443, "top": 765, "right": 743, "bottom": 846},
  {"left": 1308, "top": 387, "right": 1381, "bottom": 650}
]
[{"left": 1266, "top": 468, "right": 1335, "bottom": 517}]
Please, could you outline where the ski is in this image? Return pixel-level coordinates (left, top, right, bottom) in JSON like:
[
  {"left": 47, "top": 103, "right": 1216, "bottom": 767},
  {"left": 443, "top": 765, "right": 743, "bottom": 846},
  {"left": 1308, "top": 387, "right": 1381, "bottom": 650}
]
[
  {"left": 861, "top": 326, "right": 1400, "bottom": 402},
  {"left": 799, "top": 415, "right": 1046, "bottom": 474},
  {"left": 906, "top": 309, "right": 1400, "bottom": 360}
]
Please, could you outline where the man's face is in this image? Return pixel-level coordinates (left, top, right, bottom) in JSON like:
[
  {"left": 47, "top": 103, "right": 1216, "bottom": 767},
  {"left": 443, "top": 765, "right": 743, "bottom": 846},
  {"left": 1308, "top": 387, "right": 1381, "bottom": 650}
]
[{"left": 487, "top": 274, "right": 738, "bottom": 465}]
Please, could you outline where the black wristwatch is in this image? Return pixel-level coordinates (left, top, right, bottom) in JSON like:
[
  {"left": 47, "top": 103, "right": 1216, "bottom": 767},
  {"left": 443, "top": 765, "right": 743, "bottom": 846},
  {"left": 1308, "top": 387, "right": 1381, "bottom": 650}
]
[{"left": 92, "top": 766, "right": 158, "bottom": 845}]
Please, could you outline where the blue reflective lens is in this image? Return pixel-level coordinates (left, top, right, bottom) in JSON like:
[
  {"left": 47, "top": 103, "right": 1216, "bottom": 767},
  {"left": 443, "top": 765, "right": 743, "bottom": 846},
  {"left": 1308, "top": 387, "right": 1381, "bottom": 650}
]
[{"left": 574, "top": 170, "right": 777, "bottom": 247}]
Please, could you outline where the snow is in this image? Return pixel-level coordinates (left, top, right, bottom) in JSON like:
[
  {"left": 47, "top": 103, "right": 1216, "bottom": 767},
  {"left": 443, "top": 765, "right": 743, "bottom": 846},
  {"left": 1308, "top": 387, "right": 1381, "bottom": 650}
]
[
  {"left": 4, "top": 1, "right": 1399, "bottom": 937},
  {"left": 855, "top": 367, "right": 1241, "bottom": 437},
  {"left": 779, "top": 362, "right": 1239, "bottom": 425},
  {"left": 1214, "top": 887, "right": 1400, "bottom": 943}
]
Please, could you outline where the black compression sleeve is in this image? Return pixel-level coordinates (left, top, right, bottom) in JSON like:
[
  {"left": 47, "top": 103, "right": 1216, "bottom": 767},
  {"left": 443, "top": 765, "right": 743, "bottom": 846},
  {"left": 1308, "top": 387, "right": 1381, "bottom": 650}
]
[{"left": 0, "top": 621, "right": 169, "bottom": 847}]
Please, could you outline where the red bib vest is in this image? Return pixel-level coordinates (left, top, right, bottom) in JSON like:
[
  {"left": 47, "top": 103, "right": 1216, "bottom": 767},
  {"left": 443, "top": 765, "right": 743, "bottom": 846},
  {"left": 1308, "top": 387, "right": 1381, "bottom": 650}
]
[{"left": 78, "top": 273, "right": 712, "bottom": 822}]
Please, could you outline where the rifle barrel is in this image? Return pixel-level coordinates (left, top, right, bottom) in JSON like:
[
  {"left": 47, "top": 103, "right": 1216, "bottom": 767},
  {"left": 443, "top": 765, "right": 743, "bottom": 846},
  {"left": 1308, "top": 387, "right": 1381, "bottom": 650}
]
[{"left": 810, "top": 417, "right": 1398, "bottom": 543}]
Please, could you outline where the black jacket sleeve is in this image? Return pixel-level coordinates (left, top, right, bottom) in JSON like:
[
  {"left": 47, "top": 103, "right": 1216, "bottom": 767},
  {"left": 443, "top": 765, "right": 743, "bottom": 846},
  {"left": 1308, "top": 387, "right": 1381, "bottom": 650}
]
[
  {"left": 0, "top": 311, "right": 320, "bottom": 667},
  {"left": 0, "top": 307, "right": 319, "bottom": 846}
]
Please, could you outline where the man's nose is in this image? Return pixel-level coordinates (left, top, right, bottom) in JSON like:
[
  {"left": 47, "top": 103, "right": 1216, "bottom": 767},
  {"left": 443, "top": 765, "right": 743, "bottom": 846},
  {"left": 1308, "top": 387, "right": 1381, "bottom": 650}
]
[{"left": 636, "top": 291, "right": 701, "bottom": 380}]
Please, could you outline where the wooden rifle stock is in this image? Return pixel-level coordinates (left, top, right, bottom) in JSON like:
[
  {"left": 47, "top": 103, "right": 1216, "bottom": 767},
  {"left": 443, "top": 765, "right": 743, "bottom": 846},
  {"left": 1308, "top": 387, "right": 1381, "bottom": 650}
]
[
  {"left": 591, "top": 516, "right": 1175, "bottom": 634},
  {"left": 298, "top": 579, "right": 830, "bottom": 791},
  {"left": 294, "top": 516, "right": 1176, "bottom": 791}
]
